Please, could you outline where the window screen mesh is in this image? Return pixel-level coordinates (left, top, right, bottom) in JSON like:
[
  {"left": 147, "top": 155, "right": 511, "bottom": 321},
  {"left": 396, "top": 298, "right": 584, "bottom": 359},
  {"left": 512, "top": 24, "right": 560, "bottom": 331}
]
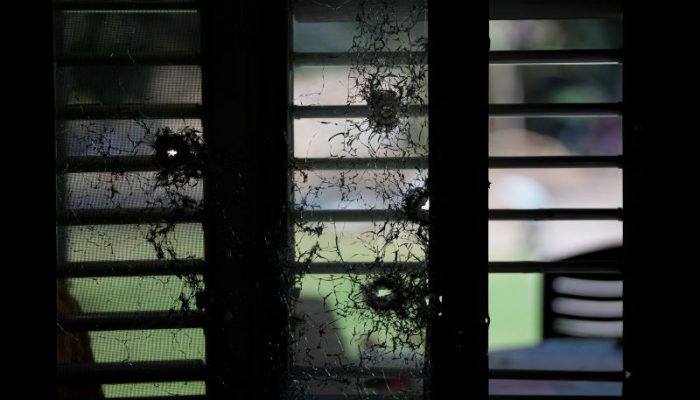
[{"left": 55, "top": 2, "right": 204, "bottom": 398}]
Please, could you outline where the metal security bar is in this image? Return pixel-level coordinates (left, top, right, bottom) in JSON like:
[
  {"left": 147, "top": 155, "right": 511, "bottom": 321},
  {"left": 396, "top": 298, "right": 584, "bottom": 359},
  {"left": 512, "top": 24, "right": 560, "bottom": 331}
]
[
  {"left": 55, "top": 55, "right": 201, "bottom": 66},
  {"left": 292, "top": 0, "right": 622, "bottom": 21},
  {"left": 55, "top": 104, "right": 203, "bottom": 120},
  {"left": 56, "top": 208, "right": 202, "bottom": 225},
  {"left": 490, "top": 49, "right": 622, "bottom": 65},
  {"left": 490, "top": 0, "right": 622, "bottom": 20},
  {"left": 56, "top": 310, "right": 205, "bottom": 331},
  {"left": 108, "top": 397, "right": 205, "bottom": 400},
  {"left": 57, "top": 360, "right": 206, "bottom": 385},
  {"left": 302, "top": 261, "right": 621, "bottom": 274},
  {"left": 54, "top": 1, "right": 199, "bottom": 11},
  {"left": 292, "top": 103, "right": 621, "bottom": 118},
  {"left": 489, "top": 156, "right": 623, "bottom": 169},
  {"left": 294, "top": 365, "right": 624, "bottom": 381},
  {"left": 489, "top": 208, "right": 623, "bottom": 221},
  {"left": 57, "top": 260, "right": 205, "bottom": 278},
  {"left": 308, "top": 397, "right": 621, "bottom": 400},
  {"left": 56, "top": 156, "right": 154, "bottom": 173},
  {"left": 491, "top": 397, "right": 621, "bottom": 400},
  {"left": 293, "top": 49, "right": 621, "bottom": 66},
  {"left": 292, "top": 208, "right": 622, "bottom": 222},
  {"left": 489, "top": 103, "right": 622, "bottom": 117},
  {"left": 58, "top": 154, "right": 622, "bottom": 173}
]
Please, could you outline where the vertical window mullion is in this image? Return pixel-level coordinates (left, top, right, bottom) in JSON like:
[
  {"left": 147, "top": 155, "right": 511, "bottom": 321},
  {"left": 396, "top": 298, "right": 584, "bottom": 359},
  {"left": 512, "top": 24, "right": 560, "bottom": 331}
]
[
  {"left": 200, "top": 1, "right": 289, "bottom": 398},
  {"left": 427, "top": 1, "right": 489, "bottom": 399}
]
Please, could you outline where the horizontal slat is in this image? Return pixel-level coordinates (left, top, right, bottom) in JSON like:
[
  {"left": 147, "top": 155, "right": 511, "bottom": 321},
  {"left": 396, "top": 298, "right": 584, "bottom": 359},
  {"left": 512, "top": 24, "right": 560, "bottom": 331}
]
[
  {"left": 299, "top": 261, "right": 620, "bottom": 274},
  {"left": 292, "top": 104, "right": 427, "bottom": 119},
  {"left": 58, "top": 155, "right": 621, "bottom": 174},
  {"left": 108, "top": 397, "right": 206, "bottom": 400},
  {"left": 294, "top": 157, "right": 427, "bottom": 170},
  {"left": 57, "top": 156, "right": 155, "bottom": 173},
  {"left": 109, "top": 397, "right": 206, "bottom": 400},
  {"left": 308, "top": 397, "right": 620, "bottom": 400},
  {"left": 490, "top": 0, "right": 622, "bottom": 20},
  {"left": 55, "top": 54, "right": 200, "bottom": 66},
  {"left": 489, "top": 261, "right": 621, "bottom": 274},
  {"left": 57, "top": 208, "right": 202, "bottom": 225},
  {"left": 292, "top": 103, "right": 621, "bottom": 118},
  {"left": 551, "top": 313, "right": 623, "bottom": 322},
  {"left": 295, "top": 209, "right": 394, "bottom": 222},
  {"left": 56, "top": 104, "right": 202, "bottom": 120},
  {"left": 54, "top": 1, "right": 199, "bottom": 11},
  {"left": 491, "top": 397, "right": 621, "bottom": 400},
  {"left": 490, "top": 103, "right": 622, "bottom": 117},
  {"left": 57, "top": 259, "right": 205, "bottom": 278},
  {"left": 294, "top": 365, "right": 419, "bottom": 378},
  {"left": 294, "top": 51, "right": 425, "bottom": 66},
  {"left": 294, "top": 365, "right": 624, "bottom": 381},
  {"left": 490, "top": 369, "right": 624, "bottom": 381},
  {"left": 489, "top": 208, "right": 623, "bottom": 221},
  {"left": 57, "top": 311, "right": 205, "bottom": 331},
  {"left": 300, "top": 262, "right": 423, "bottom": 274},
  {"left": 308, "top": 396, "right": 420, "bottom": 400},
  {"left": 490, "top": 49, "right": 622, "bottom": 65},
  {"left": 294, "top": 50, "right": 621, "bottom": 66},
  {"left": 294, "top": 208, "right": 621, "bottom": 222},
  {"left": 552, "top": 293, "right": 622, "bottom": 301},
  {"left": 305, "top": 396, "right": 621, "bottom": 400},
  {"left": 56, "top": 360, "right": 205, "bottom": 385},
  {"left": 59, "top": 155, "right": 621, "bottom": 174},
  {"left": 489, "top": 156, "right": 623, "bottom": 168}
]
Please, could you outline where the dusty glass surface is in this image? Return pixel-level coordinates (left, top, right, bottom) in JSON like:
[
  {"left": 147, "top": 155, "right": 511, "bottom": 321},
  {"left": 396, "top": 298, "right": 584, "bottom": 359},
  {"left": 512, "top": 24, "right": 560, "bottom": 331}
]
[{"left": 290, "top": 0, "right": 429, "bottom": 397}]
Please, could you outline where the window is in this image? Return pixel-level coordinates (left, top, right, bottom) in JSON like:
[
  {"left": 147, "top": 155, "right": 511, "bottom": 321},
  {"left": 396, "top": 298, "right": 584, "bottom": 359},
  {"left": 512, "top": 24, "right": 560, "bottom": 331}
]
[
  {"left": 55, "top": 1, "right": 634, "bottom": 399},
  {"left": 290, "top": 0, "right": 429, "bottom": 397}
]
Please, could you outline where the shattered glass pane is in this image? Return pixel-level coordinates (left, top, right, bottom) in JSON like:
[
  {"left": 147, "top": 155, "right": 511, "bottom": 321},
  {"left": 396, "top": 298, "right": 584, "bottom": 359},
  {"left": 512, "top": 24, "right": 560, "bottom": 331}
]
[
  {"left": 294, "top": 118, "right": 428, "bottom": 158},
  {"left": 68, "top": 276, "right": 204, "bottom": 312},
  {"left": 290, "top": 0, "right": 429, "bottom": 397},
  {"left": 64, "top": 224, "right": 204, "bottom": 262}
]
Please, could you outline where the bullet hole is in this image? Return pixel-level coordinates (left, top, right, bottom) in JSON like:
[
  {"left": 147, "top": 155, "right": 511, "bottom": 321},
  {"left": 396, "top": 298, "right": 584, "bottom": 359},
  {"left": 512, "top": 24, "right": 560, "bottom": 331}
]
[
  {"left": 402, "top": 186, "right": 429, "bottom": 223},
  {"left": 363, "top": 276, "right": 407, "bottom": 315},
  {"left": 152, "top": 126, "right": 205, "bottom": 186},
  {"left": 366, "top": 88, "right": 401, "bottom": 132}
]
